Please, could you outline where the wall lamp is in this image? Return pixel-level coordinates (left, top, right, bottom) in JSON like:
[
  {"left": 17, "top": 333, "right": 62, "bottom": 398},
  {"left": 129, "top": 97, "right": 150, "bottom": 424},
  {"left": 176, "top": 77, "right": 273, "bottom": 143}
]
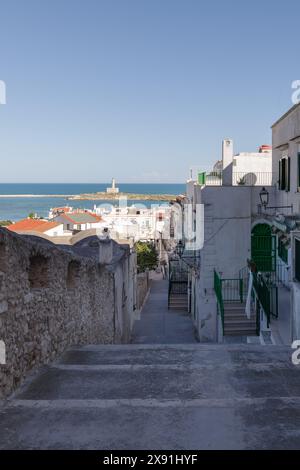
[{"left": 258, "top": 187, "right": 293, "bottom": 214}]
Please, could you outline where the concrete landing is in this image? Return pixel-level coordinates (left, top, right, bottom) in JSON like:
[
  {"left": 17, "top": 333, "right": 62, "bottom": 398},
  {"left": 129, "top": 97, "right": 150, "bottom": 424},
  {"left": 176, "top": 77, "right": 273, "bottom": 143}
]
[
  {"left": 1, "top": 344, "right": 300, "bottom": 449},
  {"left": 132, "top": 278, "right": 197, "bottom": 344}
]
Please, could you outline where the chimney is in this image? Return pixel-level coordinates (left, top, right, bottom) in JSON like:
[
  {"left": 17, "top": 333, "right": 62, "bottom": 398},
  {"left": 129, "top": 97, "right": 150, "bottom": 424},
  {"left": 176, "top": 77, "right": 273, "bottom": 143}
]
[{"left": 222, "top": 139, "right": 233, "bottom": 185}]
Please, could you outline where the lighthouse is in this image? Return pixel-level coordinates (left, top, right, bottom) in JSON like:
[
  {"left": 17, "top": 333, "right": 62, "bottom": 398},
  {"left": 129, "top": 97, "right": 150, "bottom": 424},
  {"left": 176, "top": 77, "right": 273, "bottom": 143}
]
[{"left": 106, "top": 178, "right": 119, "bottom": 194}]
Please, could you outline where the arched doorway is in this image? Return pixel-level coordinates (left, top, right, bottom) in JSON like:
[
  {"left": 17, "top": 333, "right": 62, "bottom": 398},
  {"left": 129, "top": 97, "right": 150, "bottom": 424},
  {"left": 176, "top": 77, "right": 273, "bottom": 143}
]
[{"left": 251, "top": 223, "right": 276, "bottom": 272}]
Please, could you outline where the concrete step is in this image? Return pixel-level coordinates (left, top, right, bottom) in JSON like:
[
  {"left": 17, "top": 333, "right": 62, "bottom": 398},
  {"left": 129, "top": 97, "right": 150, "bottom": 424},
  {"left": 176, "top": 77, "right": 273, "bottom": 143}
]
[
  {"left": 12, "top": 344, "right": 292, "bottom": 402},
  {"left": 1, "top": 344, "right": 298, "bottom": 449},
  {"left": 224, "top": 315, "right": 255, "bottom": 322},
  {"left": 224, "top": 330, "right": 257, "bottom": 337},
  {"left": 224, "top": 319, "right": 256, "bottom": 326},
  {"left": 224, "top": 324, "right": 257, "bottom": 335},
  {"left": 224, "top": 302, "right": 246, "bottom": 311}
]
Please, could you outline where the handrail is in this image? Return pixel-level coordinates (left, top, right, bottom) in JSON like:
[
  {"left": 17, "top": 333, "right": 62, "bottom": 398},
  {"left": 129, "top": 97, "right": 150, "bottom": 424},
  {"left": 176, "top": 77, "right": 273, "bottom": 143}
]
[
  {"left": 214, "top": 270, "right": 224, "bottom": 331},
  {"left": 252, "top": 272, "right": 271, "bottom": 328}
]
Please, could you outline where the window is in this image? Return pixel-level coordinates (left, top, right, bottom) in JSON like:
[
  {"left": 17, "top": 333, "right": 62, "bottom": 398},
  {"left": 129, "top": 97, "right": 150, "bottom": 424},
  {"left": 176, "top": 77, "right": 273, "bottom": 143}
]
[
  {"left": 28, "top": 255, "right": 49, "bottom": 288},
  {"left": 295, "top": 239, "right": 300, "bottom": 282},
  {"left": 279, "top": 156, "right": 290, "bottom": 191},
  {"left": 278, "top": 239, "right": 288, "bottom": 264}
]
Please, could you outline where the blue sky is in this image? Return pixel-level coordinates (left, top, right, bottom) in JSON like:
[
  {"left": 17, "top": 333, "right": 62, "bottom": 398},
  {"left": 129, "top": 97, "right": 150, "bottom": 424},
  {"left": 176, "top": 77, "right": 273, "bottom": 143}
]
[{"left": 0, "top": 0, "right": 300, "bottom": 183}]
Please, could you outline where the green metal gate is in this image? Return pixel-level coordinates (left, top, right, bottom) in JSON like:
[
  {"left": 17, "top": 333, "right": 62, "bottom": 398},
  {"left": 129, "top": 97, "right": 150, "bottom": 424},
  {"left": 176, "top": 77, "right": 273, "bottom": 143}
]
[{"left": 251, "top": 224, "right": 276, "bottom": 272}]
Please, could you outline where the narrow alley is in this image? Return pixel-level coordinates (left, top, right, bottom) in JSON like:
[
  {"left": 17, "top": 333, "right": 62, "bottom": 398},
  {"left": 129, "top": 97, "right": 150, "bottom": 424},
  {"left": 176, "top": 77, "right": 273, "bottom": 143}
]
[{"left": 132, "top": 273, "right": 197, "bottom": 344}]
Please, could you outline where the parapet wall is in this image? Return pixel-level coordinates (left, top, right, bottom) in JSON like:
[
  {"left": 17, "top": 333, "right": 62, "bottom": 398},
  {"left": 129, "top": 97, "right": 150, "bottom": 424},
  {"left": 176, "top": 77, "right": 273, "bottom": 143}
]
[{"left": 0, "top": 228, "right": 135, "bottom": 398}]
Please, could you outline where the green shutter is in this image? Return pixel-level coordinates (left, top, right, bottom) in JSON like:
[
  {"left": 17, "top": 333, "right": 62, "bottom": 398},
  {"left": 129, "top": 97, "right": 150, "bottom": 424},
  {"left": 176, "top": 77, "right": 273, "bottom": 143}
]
[
  {"left": 298, "top": 153, "right": 300, "bottom": 191},
  {"left": 279, "top": 159, "right": 282, "bottom": 189},
  {"left": 287, "top": 157, "right": 291, "bottom": 192},
  {"left": 198, "top": 172, "right": 206, "bottom": 185},
  {"left": 295, "top": 239, "right": 300, "bottom": 282}
]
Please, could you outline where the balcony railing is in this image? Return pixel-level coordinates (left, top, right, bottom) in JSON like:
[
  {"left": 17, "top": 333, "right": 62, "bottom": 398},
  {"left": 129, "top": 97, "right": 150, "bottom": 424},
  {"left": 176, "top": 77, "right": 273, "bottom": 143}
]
[
  {"left": 232, "top": 172, "right": 274, "bottom": 186},
  {"left": 197, "top": 171, "right": 275, "bottom": 187}
]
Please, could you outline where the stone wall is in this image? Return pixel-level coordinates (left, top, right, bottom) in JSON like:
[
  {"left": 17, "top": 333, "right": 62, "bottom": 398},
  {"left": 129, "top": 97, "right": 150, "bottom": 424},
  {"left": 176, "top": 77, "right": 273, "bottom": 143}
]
[
  {"left": 0, "top": 228, "right": 136, "bottom": 398},
  {"left": 136, "top": 271, "right": 150, "bottom": 310}
]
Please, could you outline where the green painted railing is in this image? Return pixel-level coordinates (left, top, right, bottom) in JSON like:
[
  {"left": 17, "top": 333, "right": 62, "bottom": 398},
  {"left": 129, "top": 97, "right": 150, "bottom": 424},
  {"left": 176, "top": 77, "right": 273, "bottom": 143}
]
[
  {"left": 214, "top": 270, "right": 224, "bottom": 331},
  {"left": 247, "top": 259, "right": 279, "bottom": 326},
  {"left": 252, "top": 272, "right": 271, "bottom": 328}
]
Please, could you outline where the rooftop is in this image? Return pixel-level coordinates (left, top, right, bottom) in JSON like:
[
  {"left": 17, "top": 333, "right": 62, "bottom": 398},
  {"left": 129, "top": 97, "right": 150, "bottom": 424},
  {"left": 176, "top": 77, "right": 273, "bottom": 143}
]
[
  {"left": 7, "top": 219, "right": 62, "bottom": 233},
  {"left": 59, "top": 212, "right": 102, "bottom": 224}
]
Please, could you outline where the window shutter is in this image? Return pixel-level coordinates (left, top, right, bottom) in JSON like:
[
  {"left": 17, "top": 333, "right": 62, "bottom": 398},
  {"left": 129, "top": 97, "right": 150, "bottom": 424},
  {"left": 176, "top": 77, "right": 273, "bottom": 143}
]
[
  {"left": 287, "top": 157, "right": 291, "bottom": 192},
  {"left": 298, "top": 153, "right": 300, "bottom": 190},
  {"left": 281, "top": 158, "right": 286, "bottom": 191},
  {"left": 279, "top": 159, "right": 282, "bottom": 189},
  {"left": 295, "top": 239, "right": 300, "bottom": 282}
]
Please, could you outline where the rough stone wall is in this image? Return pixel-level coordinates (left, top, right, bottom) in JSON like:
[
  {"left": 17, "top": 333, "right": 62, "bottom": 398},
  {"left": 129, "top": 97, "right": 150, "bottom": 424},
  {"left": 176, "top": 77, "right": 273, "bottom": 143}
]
[
  {"left": 0, "top": 228, "right": 132, "bottom": 398},
  {"left": 137, "top": 271, "right": 150, "bottom": 310}
]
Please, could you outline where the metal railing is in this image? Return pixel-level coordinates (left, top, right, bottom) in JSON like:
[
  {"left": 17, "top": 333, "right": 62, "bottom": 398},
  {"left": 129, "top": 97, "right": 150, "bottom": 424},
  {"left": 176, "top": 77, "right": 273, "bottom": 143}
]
[
  {"left": 232, "top": 172, "right": 274, "bottom": 186},
  {"left": 197, "top": 171, "right": 274, "bottom": 187},
  {"left": 252, "top": 272, "right": 271, "bottom": 328},
  {"left": 214, "top": 270, "right": 224, "bottom": 331},
  {"left": 221, "top": 278, "right": 244, "bottom": 303}
]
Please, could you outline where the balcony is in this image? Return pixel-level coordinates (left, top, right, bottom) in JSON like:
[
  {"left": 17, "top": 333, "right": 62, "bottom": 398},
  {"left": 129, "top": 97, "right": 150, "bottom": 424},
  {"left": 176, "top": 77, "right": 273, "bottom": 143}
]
[{"left": 197, "top": 171, "right": 274, "bottom": 187}]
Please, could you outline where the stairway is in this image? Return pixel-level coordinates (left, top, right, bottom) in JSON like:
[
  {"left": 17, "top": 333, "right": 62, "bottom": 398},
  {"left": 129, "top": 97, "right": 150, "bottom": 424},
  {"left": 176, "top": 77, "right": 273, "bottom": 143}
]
[
  {"left": 0, "top": 343, "right": 299, "bottom": 449},
  {"left": 168, "top": 292, "right": 188, "bottom": 311},
  {"left": 223, "top": 302, "right": 257, "bottom": 336}
]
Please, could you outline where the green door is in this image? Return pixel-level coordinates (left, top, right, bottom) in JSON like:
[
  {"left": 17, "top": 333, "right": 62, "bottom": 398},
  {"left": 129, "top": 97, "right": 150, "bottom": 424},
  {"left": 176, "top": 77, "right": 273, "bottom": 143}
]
[{"left": 251, "top": 224, "right": 276, "bottom": 272}]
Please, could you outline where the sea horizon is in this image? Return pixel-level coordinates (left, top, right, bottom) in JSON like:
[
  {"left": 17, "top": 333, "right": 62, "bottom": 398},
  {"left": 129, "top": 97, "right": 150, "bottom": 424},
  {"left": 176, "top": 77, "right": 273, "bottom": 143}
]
[{"left": 0, "top": 182, "right": 186, "bottom": 221}]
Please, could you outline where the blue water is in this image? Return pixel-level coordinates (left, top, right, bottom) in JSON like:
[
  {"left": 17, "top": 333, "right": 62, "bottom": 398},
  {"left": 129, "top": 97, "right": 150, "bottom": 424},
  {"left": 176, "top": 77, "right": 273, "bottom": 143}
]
[{"left": 0, "top": 183, "right": 185, "bottom": 221}]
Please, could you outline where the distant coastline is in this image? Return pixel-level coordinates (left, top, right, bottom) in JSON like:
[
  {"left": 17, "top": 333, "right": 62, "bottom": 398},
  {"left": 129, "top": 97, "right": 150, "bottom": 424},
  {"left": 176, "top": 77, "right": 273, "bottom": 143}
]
[
  {"left": 0, "top": 194, "right": 75, "bottom": 198},
  {"left": 0, "top": 183, "right": 186, "bottom": 221},
  {"left": 0, "top": 192, "right": 177, "bottom": 201},
  {"left": 68, "top": 192, "right": 177, "bottom": 201}
]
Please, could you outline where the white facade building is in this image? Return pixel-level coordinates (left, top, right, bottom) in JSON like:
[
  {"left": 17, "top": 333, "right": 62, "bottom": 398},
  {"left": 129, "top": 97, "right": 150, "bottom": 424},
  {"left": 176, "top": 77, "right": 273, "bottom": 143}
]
[
  {"left": 171, "top": 139, "right": 287, "bottom": 344},
  {"left": 271, "top": 102, "right": 300, "bottom": 341},
  {"left": 94, "top": 205, "right": 171, "bottom": 243},
  {"left": 201, "top": 139, "right": 272, "bottom": 187}
]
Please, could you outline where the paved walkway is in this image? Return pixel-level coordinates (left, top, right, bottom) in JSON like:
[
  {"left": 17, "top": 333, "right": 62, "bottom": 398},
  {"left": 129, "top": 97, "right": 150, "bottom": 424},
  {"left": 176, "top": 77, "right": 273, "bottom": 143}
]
[
  {"left": 1, "top": 344, "right": 300, "bottom": 449},
  {"left": 131, "top": 275, "right": 197, "bottom": 344}
]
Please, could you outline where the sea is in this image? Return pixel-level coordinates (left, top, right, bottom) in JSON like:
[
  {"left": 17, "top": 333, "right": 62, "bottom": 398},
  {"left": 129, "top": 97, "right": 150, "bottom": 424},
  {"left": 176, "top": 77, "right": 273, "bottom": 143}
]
[{"left": 0, "top": 183, "right": 186, "bottom": 221}]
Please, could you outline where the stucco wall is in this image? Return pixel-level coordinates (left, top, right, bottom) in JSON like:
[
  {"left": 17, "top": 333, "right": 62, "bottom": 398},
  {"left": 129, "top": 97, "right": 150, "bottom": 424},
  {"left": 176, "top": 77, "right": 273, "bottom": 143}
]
[
  {"left": 0, "top": 228, "right": 135, "bottom": 398},
  {"left": 187, "top": 185, "right": 276, "bottom": 342},
  {"left": 272, "top": 103, "right": 300, "bottom": 213}
]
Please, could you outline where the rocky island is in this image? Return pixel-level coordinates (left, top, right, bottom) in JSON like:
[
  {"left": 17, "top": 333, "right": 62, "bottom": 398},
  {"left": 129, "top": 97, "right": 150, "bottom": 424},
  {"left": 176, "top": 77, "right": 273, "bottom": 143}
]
[{"left": 67, "top": 192, "right": 177, "bottom": 202}]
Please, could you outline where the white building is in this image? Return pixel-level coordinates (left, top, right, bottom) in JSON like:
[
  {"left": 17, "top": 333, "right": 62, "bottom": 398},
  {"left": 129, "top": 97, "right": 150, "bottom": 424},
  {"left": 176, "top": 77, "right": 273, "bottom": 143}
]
[
  {"left": 93, "top": 204, "right": 171, "bottom": 243},
  {"left": 271, "top": 102, "right": 300, "bottom": 341},
  {"left": 199, "top": 139, "right": 272, "bottom": 187},
  {"left": 52, "top": 211, "right": 104, "bottom": 233},
  {"left": 170, "top": 139, "right": 291, "bottom": 344}
]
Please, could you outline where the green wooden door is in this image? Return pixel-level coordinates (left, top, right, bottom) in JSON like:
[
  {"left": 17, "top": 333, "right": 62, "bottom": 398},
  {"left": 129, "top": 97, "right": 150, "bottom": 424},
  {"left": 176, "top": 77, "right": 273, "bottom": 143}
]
[{"left": 251, "top": 224, "right": 276, "bottom": 272}]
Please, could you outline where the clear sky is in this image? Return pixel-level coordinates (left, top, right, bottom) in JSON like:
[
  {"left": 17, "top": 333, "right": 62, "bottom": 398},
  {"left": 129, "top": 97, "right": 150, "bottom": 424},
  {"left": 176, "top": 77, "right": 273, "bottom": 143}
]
[{"left": 0, "top": 0, "right": 300, "bottom": 183}]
